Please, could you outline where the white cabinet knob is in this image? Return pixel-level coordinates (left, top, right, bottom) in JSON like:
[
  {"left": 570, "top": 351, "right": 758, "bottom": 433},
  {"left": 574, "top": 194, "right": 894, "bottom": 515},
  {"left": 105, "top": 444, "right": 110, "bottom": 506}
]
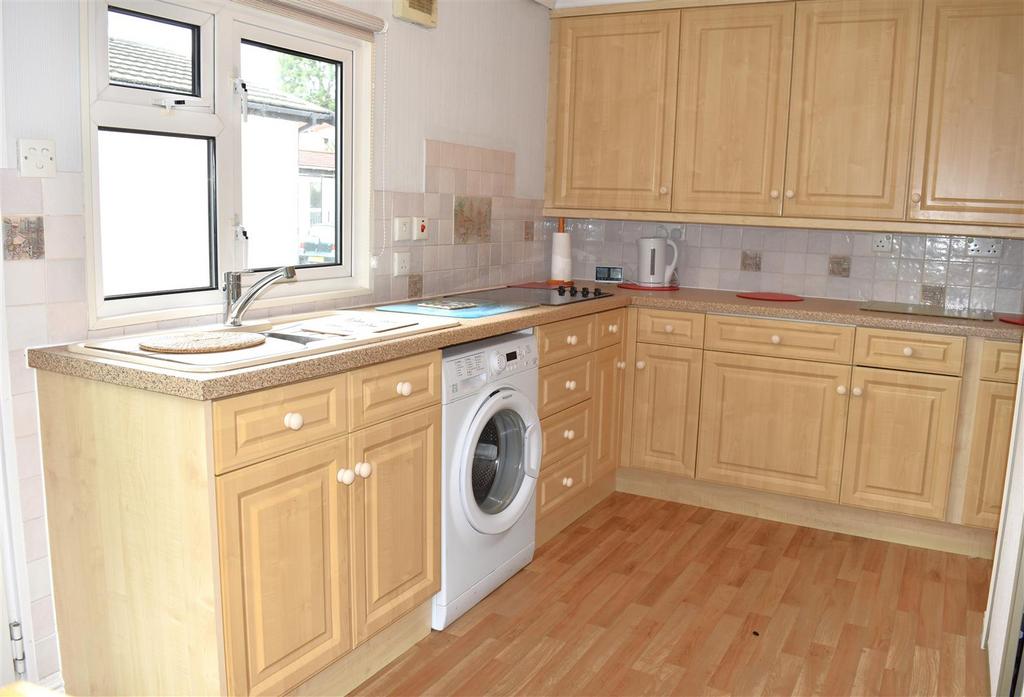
[
  {"left": 355, "top": 461, "right": 373, "bottom": 478},
  {"left": 911, "top": 192, "right": 922, "bottom": 203},
  {"left": 785, "top": 190, "right": 795, "bottom": 199},
  {"left": 395, "top": 381, "right": 413, "bottom": 396},
  {"left": 664, "top": 324, "right": 675, "bottom": 333},
  {"left": 563, "top": 429, "right": 575, "bottom": 440},
  {"left": 770, "top": 335, "right": 782, "bottom": 345},
  {"left": 902, "top": 346, "right": 914, "bottom": 357},
  {"left": 659, "top": 186, "right": 669, "bottom": 195},
  {"left": 636, "top": 360, "right": 646, "bottom": 370},
  {"left": 852, "top": 387, "right": 863, "bottom": 397},
  {"left": 608, "top": 324, "right": 619, "bottom": 334},
  {"left": 283, "top": 412, "right": 304, "bottom": 431},
  {"left": 562, "top": 477, "right": 574, "bottom": 487},
  {"left": 564, "top": 380, "right": 577, "bottom": 391},
  {"left": 615, "top": 360, "right": 626, "bottom": 369},
  {"left": 836, "top": 385, "right": 847, "bottom": 395},
  {"left": 565, "top": 334, "right": 578, "bottom": 346},
  {"left": 337, "top": 468, "right": 355, "bottom": 485},
  {"left": 769, "top": 189, "right": 780, "bottom": 199}
]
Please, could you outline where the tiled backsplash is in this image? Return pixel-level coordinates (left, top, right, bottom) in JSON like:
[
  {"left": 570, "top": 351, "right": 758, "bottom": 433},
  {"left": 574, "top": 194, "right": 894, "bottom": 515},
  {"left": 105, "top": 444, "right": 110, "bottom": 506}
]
[{"left": 559, "top": 218, "right": 1024, "bottom": 314}]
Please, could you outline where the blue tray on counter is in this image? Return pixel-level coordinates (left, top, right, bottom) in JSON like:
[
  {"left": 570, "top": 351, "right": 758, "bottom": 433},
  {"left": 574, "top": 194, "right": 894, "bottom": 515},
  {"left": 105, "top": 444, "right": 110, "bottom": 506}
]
[{"left": 375, "top": 301, "right": 533, "bottom": 319}]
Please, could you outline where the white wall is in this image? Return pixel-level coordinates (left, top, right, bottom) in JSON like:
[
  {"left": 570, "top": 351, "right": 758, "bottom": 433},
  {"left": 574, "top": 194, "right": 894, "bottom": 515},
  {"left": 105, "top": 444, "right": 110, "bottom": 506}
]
[{"left": 0, "top": 0, "right": 551, "bottom": 687}]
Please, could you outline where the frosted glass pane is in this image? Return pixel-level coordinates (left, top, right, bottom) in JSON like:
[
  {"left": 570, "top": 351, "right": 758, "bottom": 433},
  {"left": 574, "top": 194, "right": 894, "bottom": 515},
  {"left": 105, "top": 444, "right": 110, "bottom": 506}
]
[
  {"left": 241, "top": 41, "right": 340, "bottom": 269},
  {"left": 97, "top": 129, "right": 214, "bottom": 298},
  {"left": 108, "top": 8, "right": 198, "bottom": 96}
]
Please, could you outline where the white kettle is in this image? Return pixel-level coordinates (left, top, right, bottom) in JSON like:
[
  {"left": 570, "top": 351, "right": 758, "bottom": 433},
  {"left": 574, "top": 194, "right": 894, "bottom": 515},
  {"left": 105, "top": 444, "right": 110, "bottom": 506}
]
[{"left": 637, "top": 237, "right": 679, "bottom": 287}]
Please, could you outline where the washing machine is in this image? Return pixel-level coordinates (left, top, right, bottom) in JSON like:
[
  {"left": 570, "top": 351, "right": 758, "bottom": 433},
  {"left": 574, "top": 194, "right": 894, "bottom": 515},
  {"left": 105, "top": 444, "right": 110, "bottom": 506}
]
[{"left": 432, "top": 330, "right": 541, "bottom": 630}]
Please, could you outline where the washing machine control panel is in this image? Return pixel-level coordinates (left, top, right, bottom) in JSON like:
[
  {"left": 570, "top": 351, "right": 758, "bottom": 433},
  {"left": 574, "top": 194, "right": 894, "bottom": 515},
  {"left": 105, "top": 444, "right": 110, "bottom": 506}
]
[{"left": 443, "top": 337, "right": 538, "bottom": 399}]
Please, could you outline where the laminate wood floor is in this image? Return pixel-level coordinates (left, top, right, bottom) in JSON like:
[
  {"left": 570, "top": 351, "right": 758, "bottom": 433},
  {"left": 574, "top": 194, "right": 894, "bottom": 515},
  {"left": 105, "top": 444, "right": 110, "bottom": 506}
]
[{"left": 353, "top": 493, "right": 992, "bottom": 696}]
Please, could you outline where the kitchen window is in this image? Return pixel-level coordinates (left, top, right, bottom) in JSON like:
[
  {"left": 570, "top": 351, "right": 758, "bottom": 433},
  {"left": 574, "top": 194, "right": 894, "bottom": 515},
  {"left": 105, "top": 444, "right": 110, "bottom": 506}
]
[{"left": 84, "top": 0, "right": 372, "bottom": 327}]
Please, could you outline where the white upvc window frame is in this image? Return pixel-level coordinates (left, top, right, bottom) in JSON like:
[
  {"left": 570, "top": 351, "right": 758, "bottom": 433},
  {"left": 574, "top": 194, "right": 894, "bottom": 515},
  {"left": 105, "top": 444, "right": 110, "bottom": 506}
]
[{"left": 82, "top": 0, "right": 373, "bottom": 329}]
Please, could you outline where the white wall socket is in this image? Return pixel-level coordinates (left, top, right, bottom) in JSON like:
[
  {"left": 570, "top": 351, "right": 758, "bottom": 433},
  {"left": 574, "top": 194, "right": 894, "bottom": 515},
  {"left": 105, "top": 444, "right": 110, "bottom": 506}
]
[
  {"left": 871, "top": 233, "right": 893, "bottom": 253},
  {"left": 392, "top": 217, "right": 413, "bottom": 242},
  {"left": 393, "top": 251, "right": 411, "bottom": 277},
  {"left": 412, "top": 217, "right": 428, "bottom": 241},
  {"left": 967, "top": 237, "right": 1003, "bottom": 258},
  {"left": 17, "top": 138, "right": 56, "bottom": 178}
]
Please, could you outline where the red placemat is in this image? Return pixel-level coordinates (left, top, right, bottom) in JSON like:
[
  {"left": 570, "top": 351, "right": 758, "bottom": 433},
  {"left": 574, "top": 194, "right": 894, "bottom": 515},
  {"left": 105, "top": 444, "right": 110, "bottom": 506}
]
[
  {"left": 736, "top": 292, "right": 804, "bottom": 302},
  {"left": 998, "top": 315, "right": 1024, "bottom": 326},
  {"left": 617, "top": 282, "right": 680, "bottom": 291}
]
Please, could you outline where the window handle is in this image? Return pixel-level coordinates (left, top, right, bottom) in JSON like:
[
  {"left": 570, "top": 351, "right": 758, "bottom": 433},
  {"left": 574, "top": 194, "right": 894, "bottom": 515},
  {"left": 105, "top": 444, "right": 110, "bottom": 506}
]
[{"left": 233, "top": 77, "right": 249, "bottom": 122}]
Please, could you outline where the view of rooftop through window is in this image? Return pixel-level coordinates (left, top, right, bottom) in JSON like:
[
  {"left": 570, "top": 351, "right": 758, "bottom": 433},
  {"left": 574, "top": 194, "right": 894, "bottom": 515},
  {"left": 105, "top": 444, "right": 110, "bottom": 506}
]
[
  {"left": 241, "top": 41, "right": 341, "bottom": 271},
  {"left": 107, "top": 7, "right": 199, "bottom": 96}
]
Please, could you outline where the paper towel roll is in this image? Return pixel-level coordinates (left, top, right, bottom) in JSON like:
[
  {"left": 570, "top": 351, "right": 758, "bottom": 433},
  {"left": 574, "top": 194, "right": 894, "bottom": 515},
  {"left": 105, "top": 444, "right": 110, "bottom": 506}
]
[{"left": 551, "top": 232, "right": 572, "bottom": 282}]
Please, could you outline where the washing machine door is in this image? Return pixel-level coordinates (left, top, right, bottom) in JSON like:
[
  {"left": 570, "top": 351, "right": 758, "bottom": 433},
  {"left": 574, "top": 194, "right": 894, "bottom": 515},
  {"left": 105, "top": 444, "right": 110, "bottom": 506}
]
[{"left": 458, "top": 387, "right": 541, "bottom": 535}]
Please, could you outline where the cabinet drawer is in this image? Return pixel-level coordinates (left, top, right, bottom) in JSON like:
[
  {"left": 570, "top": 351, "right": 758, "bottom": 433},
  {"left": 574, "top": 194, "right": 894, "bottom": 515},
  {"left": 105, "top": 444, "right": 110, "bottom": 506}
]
[
  {"left": 980, "top": 340, "right": 1021, "bottom": 383},
  {"left": 537, "top": 449, "right": 588, "bottom": 517},
  {"left": 537, "top": 315, "right": 597, "bottom": 366},
  {"left": 636, "top": 309, "right": 704, "bottom": 347},
  {"left": 348, "top": 352, "right": 442, "bottom": 430},
  {"left": 595, "top": 308, "right": 627, "bottom": 349},
  {"left": 538, "top": 354, "right": 594, "bottom": 418},
  {"left": 213, "top": 374, "right": 349, "bottom": 474},
  {"left": 854, "top": 328, "right": 965, "bottom": 376},
  {"left": 541, "top": 400, "right": 592, "bottom": 465},
  {"left": 705, "top": 314, "right": 854, "bottom": 364}
]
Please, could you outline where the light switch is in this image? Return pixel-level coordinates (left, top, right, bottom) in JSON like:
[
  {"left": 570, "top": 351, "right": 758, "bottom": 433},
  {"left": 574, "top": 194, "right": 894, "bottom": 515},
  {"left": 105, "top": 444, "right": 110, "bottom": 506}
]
[
  {"left": 393, "top": 217, "right": 412, "bottom": 242},
  {"left": 17, "top": 139, "right": 57, "bottom": 178},
  {"left": 412, "top": 217, "right": 428, "bottom": 241}
]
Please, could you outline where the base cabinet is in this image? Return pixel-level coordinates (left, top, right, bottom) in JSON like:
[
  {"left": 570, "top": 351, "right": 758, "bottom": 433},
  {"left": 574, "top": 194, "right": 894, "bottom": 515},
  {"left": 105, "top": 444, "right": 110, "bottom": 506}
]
[
  {"left": 962, "top": 381, "right": 1017, "bottom": 528},
  {"left": 592, "top": 343, "right": 626, "bottom": 481},
  {"left": 217, "top": 439, "right": 354, "bottom": 697},
  {"left": 630, "top": 343, "right": 702, "bottom": 476},
  {"left": 840, "top": 367, "right": 960, "bottom": 519},
  {"left": 696, "top": 351, "right": 850, "bottom": 502},
  {"left": 349, "top": 409, "right": 441, "bottom": 642}
]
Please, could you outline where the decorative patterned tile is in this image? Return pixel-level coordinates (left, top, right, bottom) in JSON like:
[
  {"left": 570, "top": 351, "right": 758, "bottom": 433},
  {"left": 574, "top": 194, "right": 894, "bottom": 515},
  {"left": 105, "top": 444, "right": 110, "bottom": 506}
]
[
  {"left": 921, "top": 284, "right": 946, "bottom": 307},
  {"left": 524, "top": 220, "right": 534, "bottom": 241},
  {"left": 745, "top": 249, "right": 761, "bottom": 272},
  {"left": 453, "top": 196, "right": 492, "bottom": 244},
  {"left": 3, "top": 216, "right": 45, "bottom": 260},
  {"left": 828, "top": 255, "right": 851, "bottom": 278},
  {"left": 407, "top": 273, "right": 423, "bottom": 299}
]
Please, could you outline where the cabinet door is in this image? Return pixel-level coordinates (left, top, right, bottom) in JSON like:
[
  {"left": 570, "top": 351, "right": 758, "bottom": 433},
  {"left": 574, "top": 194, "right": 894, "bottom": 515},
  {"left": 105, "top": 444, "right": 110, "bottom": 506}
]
[
  {"left": 630, "top": 343, "right": 702, "bottom": 476},
  {"left": 672, "top": 3, "right": 794, "bottom": 215},
  {"left": 593, "top": 344, "right": 626, "bottom": 481},
  {"left": 907, "top": 0, "right": 1024, "bottom": 225},
  {"left": 962, "top": 381, "right": 1016, "bottom": 529},
  {"left": 697, "top": 352, "right": 850, "bottom": 502},
  {"left": 783, "top": 0, "right": 920, "bottom": 219},
  {"left": 217, "top": 438, "right": 352, "bottom": 696},
  {"left": 549, "top": 12, "right": 680, "bottom": 210},
  {"left": 350, "top": 407, "right": 441, "bottom": 642},
  {"left": 841, "top": 367, "right": 960, "bottom": 519}
]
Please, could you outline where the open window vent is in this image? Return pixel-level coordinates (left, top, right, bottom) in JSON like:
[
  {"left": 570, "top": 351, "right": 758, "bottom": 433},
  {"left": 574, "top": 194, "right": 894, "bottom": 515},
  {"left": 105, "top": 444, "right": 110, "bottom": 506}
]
[{"left": 393, "top": 0, "right": 436, "bottom": 28}]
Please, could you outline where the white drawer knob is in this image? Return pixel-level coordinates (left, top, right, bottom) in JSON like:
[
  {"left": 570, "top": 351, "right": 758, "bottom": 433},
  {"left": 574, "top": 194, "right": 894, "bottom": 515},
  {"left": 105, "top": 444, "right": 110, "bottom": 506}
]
[
  {"left": 852, "top": 387, "right": 863, "bottom": 397},
  {"left": 769, "top": 189, "right": 780, "bottom": 199},
  {"left": 664, "top": 324, "right": 675, "bottom": 333},
  {"left": 770, "top": 335, "right": 782, "bottom": 345},
  {"left": 902, "top": 346, "right": 914, "bottom": 357},
  {"left": 565, "top": 334, "right": 578, "bottom": 346},
  {"left": 836, "top": 385, "right": 847, "bottom": 395},
  {"left": 636, "top": 360, "right": 646, "bottom": 370},
  {"left": 337, "top": 468, "right": 355, "bottom": 485},
  {"left": 562, "top": 477, "right": 574, "bottom": 487},
  {"left": 785, "top": 189, "right": 795, "bottom": 199},
  {"left": 395, "top": 381, "right": 413, "bottom": 396},
  {"left": 911, "top": 192, "right": 922, "bottom": 203},
  {"left": 609, "top": 324, "right": 619, "bottom": 334},
  {"left": 564, "top": 380, "right": 577, "bottom": 391},
  {"left": 563, "top": 429, "right": 575, "bottom": 440},
  {"left": 616, "top": 360, "right": 626, "bottom": 369},
  {"left": 355, "top": 461, "right": 373, "bottom": 478},
  {"left": 659, "top": 186, "right": 669, "bottom": 195},
  {"left": 283, "top": 412, "right": 304, "bottom": 430}
]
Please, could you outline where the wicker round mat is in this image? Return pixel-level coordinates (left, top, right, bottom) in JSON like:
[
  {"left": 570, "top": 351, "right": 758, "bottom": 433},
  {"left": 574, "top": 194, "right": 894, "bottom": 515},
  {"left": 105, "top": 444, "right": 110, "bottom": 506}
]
[{"left": 139, "top": 331, "right": 266, "bottom": 354}]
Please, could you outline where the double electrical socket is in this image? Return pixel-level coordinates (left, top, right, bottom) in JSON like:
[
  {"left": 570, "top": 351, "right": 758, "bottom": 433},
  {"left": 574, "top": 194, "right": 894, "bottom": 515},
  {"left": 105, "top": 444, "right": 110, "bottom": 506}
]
[
  {"left": 393, "top": 217, "right": 428, "bottom": 242},
  {"left": 966, "top": 237, "right": 1003, "bottom": 258}
]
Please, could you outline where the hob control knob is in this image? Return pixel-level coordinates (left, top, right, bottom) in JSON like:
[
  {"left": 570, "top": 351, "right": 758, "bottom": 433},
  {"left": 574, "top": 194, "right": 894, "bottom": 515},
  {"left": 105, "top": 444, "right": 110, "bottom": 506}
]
[
  {"left": 569, "top": 286, "right": 578, "bottom": 297},
  {"left": 557, "top": 285, "right": 567, "bottom": 296},
  {"left": 581, "top": 287, "right": 590, "bottom": 297},
  {"left": 593, "top": 287, "right": 604, "bottom": 296}
]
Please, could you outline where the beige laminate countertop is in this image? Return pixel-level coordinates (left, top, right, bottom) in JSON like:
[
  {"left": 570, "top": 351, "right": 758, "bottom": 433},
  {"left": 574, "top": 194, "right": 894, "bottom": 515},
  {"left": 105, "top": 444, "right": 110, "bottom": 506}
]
[{"left": 27, "top": 286, "right": 1024, "bottom": 401}]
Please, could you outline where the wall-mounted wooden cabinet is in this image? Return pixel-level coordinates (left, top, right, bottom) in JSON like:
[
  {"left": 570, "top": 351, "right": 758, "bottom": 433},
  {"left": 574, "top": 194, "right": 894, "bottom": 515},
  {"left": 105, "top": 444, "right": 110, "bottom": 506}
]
[
  {"left": 908, "top": 0, "right": 1024, "bottom": 226},
  {"left": 545, "top": 0, "right": 1024, "bottom": 233},
  {"left": 547, "top": 11, "right": 680, "bottom": 210}
]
